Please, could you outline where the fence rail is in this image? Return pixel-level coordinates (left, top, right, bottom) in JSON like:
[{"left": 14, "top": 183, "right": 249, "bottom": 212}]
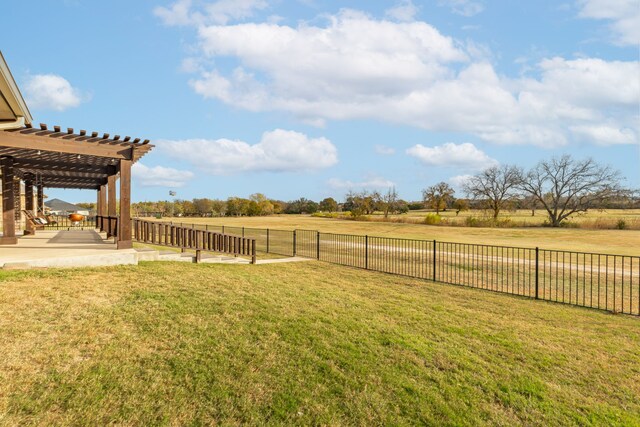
[
  {"left": 43, "top": 215, "right": 97, "bottom": 230},
  {"left": 163, "top": 222, "right": 638, "bottom": 316},
  {"left": 132, "top": 219, "right": 256, "bottom": 264},
  {"left": 96, "top": 215, "right": 119, "bottom": 237}
]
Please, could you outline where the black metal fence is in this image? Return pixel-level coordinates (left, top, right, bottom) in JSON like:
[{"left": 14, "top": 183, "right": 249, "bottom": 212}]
[{"left": 166, "top": 222, "right": 640, "bottom": 316}]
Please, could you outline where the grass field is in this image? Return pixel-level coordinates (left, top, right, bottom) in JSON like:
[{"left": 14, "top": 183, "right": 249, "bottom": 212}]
[
  {"left": 395, "top": 208, "right": 640, "bottom": 228},
  {"left": 1, "top": 261, "right": 639, "bottom": 425},
  {"left": 157, "top": 214, "right": 640, "bottom": 256}
]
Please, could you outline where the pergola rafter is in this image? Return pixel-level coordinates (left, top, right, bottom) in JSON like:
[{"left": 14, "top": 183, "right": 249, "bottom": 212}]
[{"left": 0, "top": 123, "right": 154, "bottom": 248}]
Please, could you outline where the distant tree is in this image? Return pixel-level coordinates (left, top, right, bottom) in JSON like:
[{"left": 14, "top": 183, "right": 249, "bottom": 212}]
[
  {"left": 452, "top": 198, "right": 469, "bottom": 216},
  {"left": 193, "top": 198, "right": 214, "bottom": 216},
  {"left": 174, "top": 199, "right": 195, "bottom": 216},
  {"left": 407, "top": 201, "right": 424, "bottom": 210},
  {"left": 211, "top": 199, "right": 227, "bottom": 216},
  {"left": 319, "top": 197, "right": 339, "bottom": 213},
  {"left": 285, "top": 198, "right": 318, "bottom": 214},
  {"left": 250, "top": 193, "right": 274, "bottom": 215},
  {"left": 226, "top": 197, "right": 245, "bottom": 216},
  {"left": 422, "top": 182, "right": 455, "bottom": 214},
  {"left": 344, "top": 190, "right": 377, "bottom": 217},
  {"left": 464, "top": 165, "right": 521, "bottom": 219},
  {"left": 271, "top": 200, "right": 285, "bottom": 214},
  {"left": 518, "top": 155, "right": 623, "bottom": 227},
  {"left": 76, "top": 202, "right": 96, "bottom": 210},
  {"left": 521, "top": 194, "right": 541, "bottom": 216},
  {"left": 396, "top": 200, "right": 410, "bottom": 214},
  {"left": 379, "top": 187, "right": 400, "bottom": 218}
]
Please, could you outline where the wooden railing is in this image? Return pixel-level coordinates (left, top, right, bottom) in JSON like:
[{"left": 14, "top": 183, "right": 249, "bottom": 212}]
[
  {"left": 97, "top": 215, "right": 119, "bottom": 237},
  {"left": 132, "top": 218, "right": 257, "bottom": 264}
]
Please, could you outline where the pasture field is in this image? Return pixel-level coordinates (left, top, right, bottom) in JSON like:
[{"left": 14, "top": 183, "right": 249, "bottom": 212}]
[
  {"left": 156, "top": 214, "right": 640, "bottom": 256},
  {"left": 397, "top": 208, "right": 640, "bottom": 228},
  {"left": 1, "top": 262, "right": 638, "bottom": 425}
]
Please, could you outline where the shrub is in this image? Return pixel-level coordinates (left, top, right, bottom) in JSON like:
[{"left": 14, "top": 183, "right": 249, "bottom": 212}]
[
  {"left": 465, "top": 216, "right": 479, "bottom": 227},
  {"left": 424, "top": 213, "right": 442, "bottom": 225},
  {"left": 616, "top": 219, "right": 627, "bottom": 230}
]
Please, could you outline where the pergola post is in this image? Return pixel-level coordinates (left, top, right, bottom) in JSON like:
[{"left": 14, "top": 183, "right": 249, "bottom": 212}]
[
  {"left": 0, "top": 156, "right": 17, "bottom": 244},
  {"left": 107, "top": 173, "right": 117, "bottom": 238},
  {"left": 13, "top": 177, "right": 21, "bottom": 231},
  {"left": 117, "top": 159, "right": 132, "bottom": 249},
  {"left": 24, "top": 178, "right": 35, "bottom": 235},
  {"left": 98, "top": 184, "right": 107, "bottom": 232},
  {"left": 37, "top": 182, "right": 44, "bottom": 215}
]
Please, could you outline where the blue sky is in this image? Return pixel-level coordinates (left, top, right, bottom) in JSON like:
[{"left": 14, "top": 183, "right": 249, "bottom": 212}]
[{"left": 1, "top": 0, "right": 638, "bottom": 203}]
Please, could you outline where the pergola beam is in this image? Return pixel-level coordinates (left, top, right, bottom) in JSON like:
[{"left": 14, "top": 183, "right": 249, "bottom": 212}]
[
  {"left": 0, "top": 131, "right": 135, "bottom": 160},
  {"left": 13, "top": 158, "right": 117, "bottom": 175}
]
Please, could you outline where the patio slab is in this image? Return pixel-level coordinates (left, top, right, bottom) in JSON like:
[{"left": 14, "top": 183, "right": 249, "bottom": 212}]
[{"left": 0, "top": 230, "right": 138, "bottom": 269}]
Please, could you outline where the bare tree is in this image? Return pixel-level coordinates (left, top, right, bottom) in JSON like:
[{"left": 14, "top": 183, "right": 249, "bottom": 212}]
[
  {"left": 518, "top": 155, "right": 622, "bottom": 227},
  {"left": 380, "top": 187, "right": 399, "bottom": 218},
  {"left": 422, "top": 182, "right": 455, "bottom": 214},
  {"left": 464, "top": 165, "right": 521, "bottom": 220}
]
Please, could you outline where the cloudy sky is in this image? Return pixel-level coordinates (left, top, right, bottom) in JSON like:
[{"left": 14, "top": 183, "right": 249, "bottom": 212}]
[{"left": 1, "top": 0, "right": 638, "bottom": 203}]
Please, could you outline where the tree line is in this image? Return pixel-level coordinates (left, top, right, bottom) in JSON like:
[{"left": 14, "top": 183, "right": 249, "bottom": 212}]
[
  {"left": 425, "top": 155, "right": 634, "bottom": 227},
  {"left": 126, "top": 155, "right": 636, "bottom": 227}
]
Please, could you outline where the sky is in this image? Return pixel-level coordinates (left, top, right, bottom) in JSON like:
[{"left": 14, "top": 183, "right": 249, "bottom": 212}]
[{"left": 1, "top": 0, "right": 638, "bottom": 203}]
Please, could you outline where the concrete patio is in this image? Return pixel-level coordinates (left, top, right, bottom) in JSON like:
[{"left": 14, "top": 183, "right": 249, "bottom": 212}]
[
  {"left": 0, "top": 230, "right": 139, "bottom": 269},
  {"left": 0, "top": 229, "right": 308, "bottom": 269}
]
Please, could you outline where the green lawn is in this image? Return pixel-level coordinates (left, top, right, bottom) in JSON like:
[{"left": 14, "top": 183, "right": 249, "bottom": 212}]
[{"left": 1, "top": 262, "right": 638, "bottom": 425}]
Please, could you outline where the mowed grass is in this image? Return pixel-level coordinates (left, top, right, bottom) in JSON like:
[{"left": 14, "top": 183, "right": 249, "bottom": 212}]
[
  {"left": 159, "top": 214, "right": 640, "bottom": 256},
  {"left": 1, "top": 262, "right": 639, "bottom": 425}
]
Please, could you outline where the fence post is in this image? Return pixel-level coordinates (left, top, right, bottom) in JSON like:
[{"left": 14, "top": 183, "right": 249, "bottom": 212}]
[
  {"left": 433, "top": 240, "right": 437, "bottom": 282},
  {"left": 252, "top": 240, "right": 256, "bottom": 264},
  {"left": 267, "top": 228, "right": 270, "bottom": 253},
  {"left": 317, "top": 231, "right": 320, "bottom": 260},
  {"left": 535, "top": 247, "right": 539, "bottom": 300},
  {"left": 293, "top": 230, "right": 297, "bottom": 256},
  {"left": 242, "top": 227, "right": 245, "bottom": 237},
  {"left": 365, "top": 235, "right": 369, "bottom": 269}
]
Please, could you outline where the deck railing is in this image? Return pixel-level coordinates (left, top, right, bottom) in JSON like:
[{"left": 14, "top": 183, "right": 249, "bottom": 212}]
[
  {"left": 43, "top": 215, "right": 97, "bottom": 230},
  {"left": 96, "top": 215, "right": 119, "bottom": 237},
  {"left": 132, "top": 218, "right": 256, "bottom": 264}
]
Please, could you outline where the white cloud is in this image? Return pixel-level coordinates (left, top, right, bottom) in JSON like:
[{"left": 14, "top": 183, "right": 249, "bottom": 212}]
[
  {"left": 438, "top": 0, "right": 484, "bottom": 17},
  {"left": 154, "top": 0, "right": 195, "bottom": 26},
  {"left": 160, "top": 129, "right": 337, "bottom": 174},
  {"left": 154, "top": 0, "right": 268, "bottom": 26},
  {"left": 327, "top": 176, "right": 395, "bottom": 190},
  {"left": 171, "top": 9, "right": 638, "bottom": 148},
  {"left": 24, "top": 74, "right": 85, "bottom": 111},
  {"left": 132, "top": 163, "right": 194, "bottom": 187},
  {"left": 406, "top": 142, "right": 498, "bottom": 170},
  {"left": 205, "top": 0, "right": 268, "bottom": 24},
  {"left": 569, "top": 124, "right": 637, "bottom": 145},
  {"left": 385, "top": 0, "right": 419, "bottom": 22},
  {"left": 374, "top": 144, "right": 396, "bottom": 155},
  {"left": 449, "top": 174, "right": 474, "bottom": 190},
  {"left": 577, "top": 0, "right": 640, "bottom": 46}
]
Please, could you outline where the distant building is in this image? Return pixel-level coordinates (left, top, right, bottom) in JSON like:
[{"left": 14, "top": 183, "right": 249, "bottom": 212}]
[{"left": 44, "top": 199, "right": 90, "bottom": 216}]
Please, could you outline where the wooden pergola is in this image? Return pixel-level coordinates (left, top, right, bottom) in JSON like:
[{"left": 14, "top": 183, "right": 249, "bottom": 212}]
[{"left": 0, "top": 123, "right": 153, "bottom": 248}]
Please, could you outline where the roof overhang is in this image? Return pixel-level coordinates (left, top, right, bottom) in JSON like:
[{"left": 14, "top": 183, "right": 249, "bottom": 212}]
[{"left": 0, "top": 51, "right": 32, "bottom": 128}]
